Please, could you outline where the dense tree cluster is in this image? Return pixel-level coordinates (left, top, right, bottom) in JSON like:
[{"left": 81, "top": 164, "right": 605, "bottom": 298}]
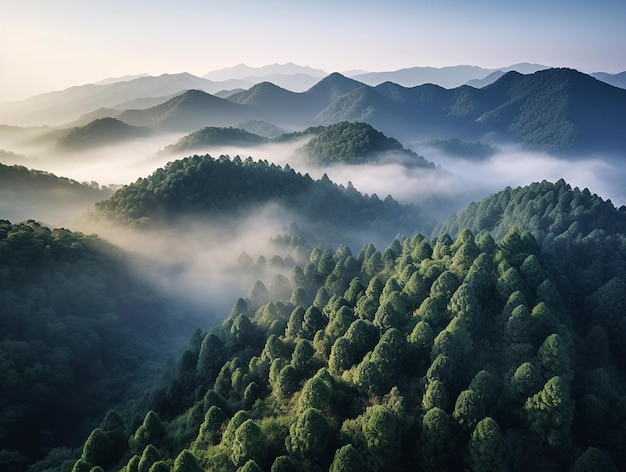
[
  {"left": 0, "top": 162, "right": 113, "bottom": 196},
  {"left": 92, "top": 154, "right": 429, "bottom": 241},
  {"left": 64, "top": 187, "right": 625, "bottom": 471},
  {"left": 434, "top": 179, "right": 626, "bottom": 333},
  {"left": 0, "top": 220, "right": 191, "bottom": 469},
  {"left": 299, "top": 121, "right": 432, "bottom": 167}
]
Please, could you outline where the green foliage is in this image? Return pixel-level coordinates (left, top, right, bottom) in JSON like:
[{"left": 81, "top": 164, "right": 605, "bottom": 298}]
[
  {"left": 300, "top": 121, "right": 432, "bottom": 167},
  {"left": 329, "top": 444, "right": 364, "bottom": 472},
  {"left": 32, "top": 177, "right": 626, "bottom": 471},
  {"left": 81, "top": 428, "right": 115, "bottom": 468},
  {"left": 0, "top": 220, "right": 183, "bottom": 466},
  {"left": 286, "top": 408, "right": 331, "bottom": 460},
  {"left": 468, "top": 417, "right": 506, "bottom": 472},
  {"left": 523, "top": 376, "right": 574, "bottom": 447},
  {"left": 230, "top": 420, "right": 264, "bottom": 468},
  {"left": 172, "top": 449, "right": 202, "bottom": 472},
  {"left": 453, "top": 389, "right": 485, "bottom": 430},
  {"left": 192, "top": 405, "right": 227, "bottom": 450},
  {"left": 132, "top": 411, "right": 167, "bottom": 452},
  {"left": 93, "top": 154, "right": 428, "bottom": 241},
  {"left": 238, "top": 459, "right": 263, "bottom": 472},
  {"left": 137, "top": 445, "right": 161, "bottom": 472}
]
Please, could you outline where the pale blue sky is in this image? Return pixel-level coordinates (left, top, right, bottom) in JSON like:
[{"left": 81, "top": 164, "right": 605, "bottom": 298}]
[{"left": 2, "top": 0, "right": 625, "bottom": 101}]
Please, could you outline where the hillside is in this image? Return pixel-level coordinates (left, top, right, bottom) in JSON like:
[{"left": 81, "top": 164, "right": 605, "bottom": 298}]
[
  {"left": 90, "top": 154, "right": 430, "bottom": 244},
  {"left": 591, "top": 71, "right": 626, "bottom": 89},
  {"left": 0, "top": 163, "right": 114, "bottom": 224},
  {"left": 63, "top": 181, "right": 625, "bottom": 471},
  {"left": 56, "top": 117, "right": 152, "bottom": 150},
  {"left": 0, "top": 220, "right": 197, "bottom": 469},
  {"left": 117, "top": 90, "right": 256, "bottom": 131},
  {"left": 433, "top": 179, "right": 626, "bottom": 309},
  {"left": 0, "top": 73, "right": 232, "bottom": 126},
  {"left": 162, "top": 127, "right": 268, "bottom": 154},
  {"left": 299, "top": 121, "right": 434, "bottom": 167}
]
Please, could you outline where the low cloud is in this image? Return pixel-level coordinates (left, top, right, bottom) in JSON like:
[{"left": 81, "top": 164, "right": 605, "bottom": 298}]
[{"left": 83, "top": 204, "right": 302, "bottom": 322}]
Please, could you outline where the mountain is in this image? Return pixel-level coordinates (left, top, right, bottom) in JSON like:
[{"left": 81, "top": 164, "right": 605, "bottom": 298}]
[
  {"left": 471, "top": 68, "right": 626, "bottom": 153},
  {"left": 464, "top": 64, "right": 551, "bottom": 88},
  {"left": 240, "top": 73, "right": 325, "bottom": 93},
  {"left": 333, "top": 68, "right": 626, "bottom": 154},
  {"left": 299, "top": 121, "right": 434, "bottom": 167},
  {"left": 591, "top": 71, "right": 626, "bottom": 89},
  {"left": 314, "top": 84, "right": 413, "bottom": 134},
  {"left": 8, "top": 67, "right": 625, "bottom": 155},
  {"left": 64, "top": 108, "right": 123, "bottom": 127},
  {"left": 351, "top": 65, "right": 492, "bottom": 88},
  {"left": 0, "top": 73, "right": 251, "bottom": 127},
  {"left": 350, "top": 63, "right": 549, "bottom": 88},
  {"left": 227, "top": 82, "right": 304, "bottom": 126},
  {"left": 465, "top": 70, "right": 507, "bottom": 88},
  {"left": 224, "top": 74, "right": 368, "bottom": 129},
  {"left": 421, "top": 138, "right": 498, "bottom": 159},
  {"left": 162, "top": 127, "right": 268, "bottom": 154},
  {"left": 302, "top": 72, "right": 367, "bottom": 111},
  {"left": 117, "top": 90, "right": 256, "bottom": 131},
  {"left": 109, "top": 68, "right": 626, "bottom": 154},
  {"left": 65, "top": 178, "right": 626, "bottom": 472},
  {"left": 90, "top": 154, "right": 430, "bottom": 243},
  {"left": 56, "top": 117, "right": 152, "bottom": 150},
  {"left": 94, "top": 73, "right": 151, "bottom": 85}
]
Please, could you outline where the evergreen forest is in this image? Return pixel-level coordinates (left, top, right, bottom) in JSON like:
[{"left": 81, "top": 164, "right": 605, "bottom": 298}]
[
  {"left": 3, "top": 67, "right": 626, "bottom": 472},
  {"left": 3, "top": 158, "right": 625, "bottom": 472}
]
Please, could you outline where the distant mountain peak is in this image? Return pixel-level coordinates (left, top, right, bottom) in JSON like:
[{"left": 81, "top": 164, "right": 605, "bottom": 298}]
[{"left": 204, "top": 62, "right": 327, "bottom": 81}]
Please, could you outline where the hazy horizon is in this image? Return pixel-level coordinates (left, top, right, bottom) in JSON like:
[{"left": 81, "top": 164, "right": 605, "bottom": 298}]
[{"left": 2, "top": 1, "right": 625, "bottom": 102}]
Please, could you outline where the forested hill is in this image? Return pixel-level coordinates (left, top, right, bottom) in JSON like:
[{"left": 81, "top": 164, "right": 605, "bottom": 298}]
[
  {"left": 433, "top": 179, "right": 626, "bottom": 307},
  {"left": 91, "top": 154, "right": 430, "bottom": 241},
  {"left": 298, "top": 121, "right": 434, "bottom": 167},
  {"left": 0, "top": 162, "right": 114, "bottom": 224},
  {"left": 0, "top": 220, "right": 196, "bottom": 469},
  {"left": 162, "top": 127, "right": 267, "bottom": 154},
  {"left": 56, "top": 117, "right": 152, "bottom": 150},
  {"left": 66, "top": 207, "right": 625, "bottom": 472}
]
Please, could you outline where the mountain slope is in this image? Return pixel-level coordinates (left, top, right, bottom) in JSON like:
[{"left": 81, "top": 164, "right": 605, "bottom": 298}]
[
  {"left": 0, "top": 220, "right": 194, "bottom": 468},
  {"left": 226, "top": 83, "right": 305, "bottom": 125},
  {"left": 299, "top": 121, "right": 434, "bottom": 167},
  {"left": 162, "top": 127, "right": 268, "bottom": 154},
  {"left": 91, "top": 154, "right": 430, "bottom": 241},
  {"left": 117, "top": 90, "right": 256, "bottom": 131},
  {"left": 0, "top": 73, "right": 229, "bottom": 126},
  {"left": 433, "top": 179, "right": 626, "bottom": 314},
  {"left": 56, "top": 117, "right": 152, "bottom": 150},
  {"left": 591, "top": 71, "right": 626, "bottom": 89},
  {"left": 0, "top": 162, "right": 114, "bottom": 224},
  {"left": 67, "top": 188, "right": 626, "bottom": 472}
]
